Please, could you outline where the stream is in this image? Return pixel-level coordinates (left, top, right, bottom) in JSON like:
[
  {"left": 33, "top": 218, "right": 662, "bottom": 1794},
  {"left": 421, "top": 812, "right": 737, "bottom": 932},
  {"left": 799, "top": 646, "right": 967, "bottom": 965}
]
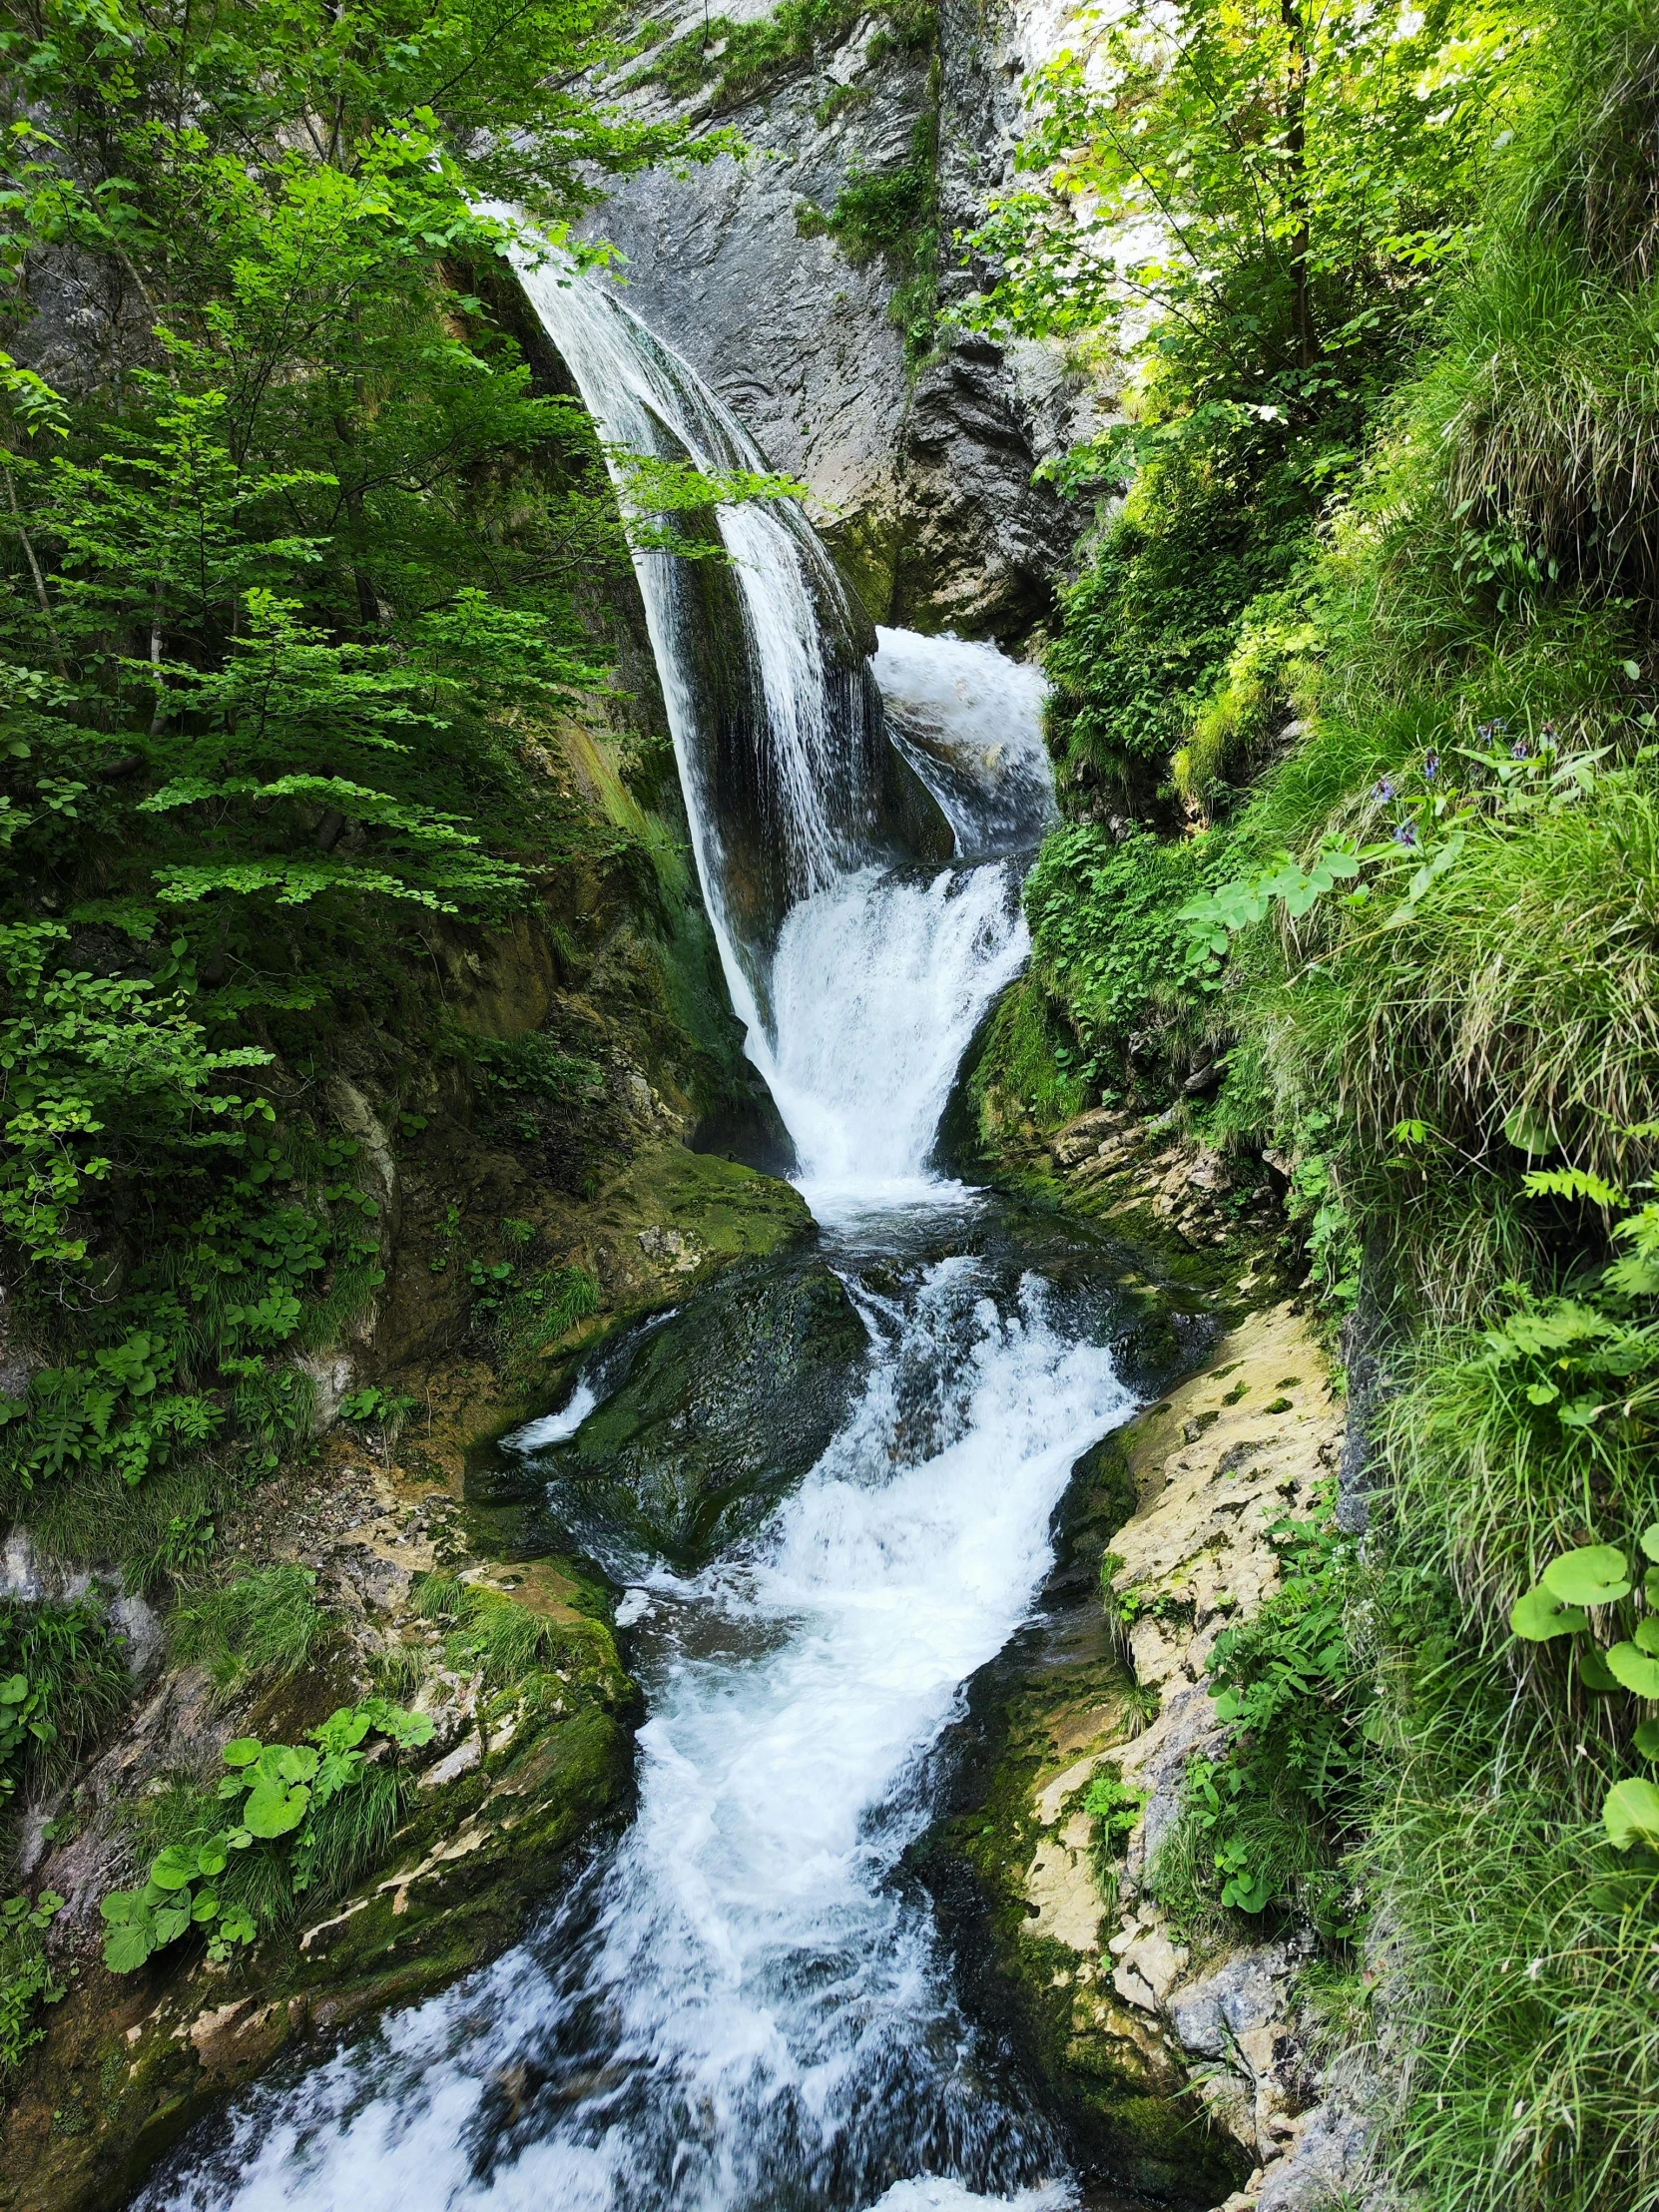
[{"left": 138, "top": 274, "right": 1175, "bottom": 2212}]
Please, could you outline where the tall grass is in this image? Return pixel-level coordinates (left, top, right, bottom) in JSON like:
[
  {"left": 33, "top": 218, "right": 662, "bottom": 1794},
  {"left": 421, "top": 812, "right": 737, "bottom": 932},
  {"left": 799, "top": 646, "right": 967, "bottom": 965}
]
[{"left": 169, "top": 1564, "right": 326, "bottom": 1700}]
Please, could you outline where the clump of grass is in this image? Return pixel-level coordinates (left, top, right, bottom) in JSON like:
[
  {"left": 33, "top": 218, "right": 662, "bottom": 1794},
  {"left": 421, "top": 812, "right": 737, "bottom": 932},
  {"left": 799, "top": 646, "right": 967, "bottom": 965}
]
[
  {"left": 409, "top": 1574, "right": 571, "bottom": 1690},
  {"left": 169, "top": 1564, "right": 325, "bottom": 1700},
  {"left": 0, "top": 1596, "right": 132, "bottom": 1793},
  {"left": 1370, "top": 1604, "right": 1659, "bottom": 2212}
]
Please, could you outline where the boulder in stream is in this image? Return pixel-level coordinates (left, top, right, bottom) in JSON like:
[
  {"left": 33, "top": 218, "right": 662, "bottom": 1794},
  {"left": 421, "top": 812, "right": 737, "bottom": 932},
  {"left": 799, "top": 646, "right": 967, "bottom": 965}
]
[{"left": 546, "top": 1258, "right": 868, "bottom": 1568}]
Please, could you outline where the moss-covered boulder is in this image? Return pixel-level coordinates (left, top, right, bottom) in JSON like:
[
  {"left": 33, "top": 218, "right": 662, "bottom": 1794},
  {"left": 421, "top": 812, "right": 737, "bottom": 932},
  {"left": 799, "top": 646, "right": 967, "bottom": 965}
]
[
  {"left": 0, "top": 1600, "right": 639, "bottom": 2212},
  {"left": 542, "top": 1257, "right": 868, "bottom": 1568}
]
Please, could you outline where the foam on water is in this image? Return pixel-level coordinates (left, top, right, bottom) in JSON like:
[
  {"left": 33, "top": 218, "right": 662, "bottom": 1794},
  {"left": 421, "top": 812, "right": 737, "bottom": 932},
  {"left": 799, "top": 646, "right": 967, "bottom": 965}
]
[{"left": 145, "top": 1268, "right": 1133, "bottom": 2212}]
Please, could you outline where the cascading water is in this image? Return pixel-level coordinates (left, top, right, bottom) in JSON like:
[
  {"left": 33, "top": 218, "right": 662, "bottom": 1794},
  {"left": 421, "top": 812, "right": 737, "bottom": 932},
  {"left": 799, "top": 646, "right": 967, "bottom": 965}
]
[{"left": 138, "top": 272, "right": 1170, "bottom": 2212}]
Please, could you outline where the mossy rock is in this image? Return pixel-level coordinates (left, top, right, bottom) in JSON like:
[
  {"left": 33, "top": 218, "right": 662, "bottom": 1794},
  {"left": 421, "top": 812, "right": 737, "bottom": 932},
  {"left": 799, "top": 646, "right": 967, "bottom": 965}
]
[
  {"left": 543, "top": 1257, "right": 867, "bottom": 1568},
  {"left": 0, "top": 1625, "right": 639, "bottom": 2212},
  {"left": 913, "top": 1428, "right": 1250, "bottom": 2206}
]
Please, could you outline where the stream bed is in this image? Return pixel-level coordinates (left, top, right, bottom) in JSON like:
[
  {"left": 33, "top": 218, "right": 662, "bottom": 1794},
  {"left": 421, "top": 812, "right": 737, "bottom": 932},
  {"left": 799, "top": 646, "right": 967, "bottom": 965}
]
[{"left": 135, "top": 266, "right": 1209, "bottom": 2212}]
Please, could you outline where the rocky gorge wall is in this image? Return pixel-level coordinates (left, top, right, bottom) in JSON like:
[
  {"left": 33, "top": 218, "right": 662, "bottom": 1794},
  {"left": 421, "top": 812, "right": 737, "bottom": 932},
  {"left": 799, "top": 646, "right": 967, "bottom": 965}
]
[{"left": 581, "top": 0, "right": 1107, "bottom": 639}]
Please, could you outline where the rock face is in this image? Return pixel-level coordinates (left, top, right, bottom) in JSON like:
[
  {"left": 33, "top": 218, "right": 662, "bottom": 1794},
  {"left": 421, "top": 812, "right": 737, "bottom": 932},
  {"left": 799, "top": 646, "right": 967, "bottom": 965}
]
[
  {"left": 922, "top": 1295, "right": 1380, "bottom": 2209},
  {"left": 539, "top": 1257, "right": 869, "bottom": 1566},
  {"left": 580, "top": 0, "right": 1099, "bottom": 639}
]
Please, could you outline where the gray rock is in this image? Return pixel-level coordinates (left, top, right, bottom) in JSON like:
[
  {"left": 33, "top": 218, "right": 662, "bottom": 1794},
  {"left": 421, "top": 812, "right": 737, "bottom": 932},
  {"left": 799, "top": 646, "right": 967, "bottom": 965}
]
[
  {"left": 107, "top": 1593, "right": 166, "bottom": 1680},
  {"left": 579, "top": 0, "right": 1089, "bottom": 638},
  {"left": 544, "top": 1257, "right": 869, "bottom": 1565},
  {"left": 1170, "top": 1942, "right": 1296, "bottom": 2060},
  {"left": 1256, "top": 2094, "right": 1372, "bottom": 2211}
]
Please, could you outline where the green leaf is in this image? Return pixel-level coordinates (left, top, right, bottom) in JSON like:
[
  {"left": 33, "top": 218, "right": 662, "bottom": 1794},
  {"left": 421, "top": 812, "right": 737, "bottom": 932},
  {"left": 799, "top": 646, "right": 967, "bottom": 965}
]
[
  {"left": 1522, "top": 1167, "right": 1627, "bottom": 1210},
  {"left": 1641, "top": 1525, "right": 1659, "bottom": 1565},
  {"left": 1542, "top": 1546, "right": 1631, "bottom": 1607},
  {"left": 1605, "top": 1778, "right": 1659, "bottom": 1850},
  {"left": 1607, "top": 1643, "right": 1659, "bottom": 1697},
  {"left": 1580, "top": 1643, "right": 1622, "bottom": 1693},
  {"left": 1510, "top": 1584, "right": 1588, "bottom": 1641},
  {"left": 1636, "top": 1718, "right": 1659, "bottom": 1759},
  {"left": 192, "top": 1892, "right": 221, "bottom": 1923},
  {"left": 1503, "top": 1106, "right": 1557, "bottom": 1155},
  {"left": 222, "top": 1738, "right": 262, "bottom": 1768},
  {"left": 103, "top": 1918, "right": 156, "bottom": 1973},
  {"left": 196, "top": 1839, "right": 230, "bottom": 1878},
  {"left": 276, "top": 1745, "right": 320, "bottom": 1784},
  {"left": 242, "top": 1779, "right": 308, "bottom": 1839},
  {"left": 149, "top": 1846, "right": 198, "bottom": 1892}
]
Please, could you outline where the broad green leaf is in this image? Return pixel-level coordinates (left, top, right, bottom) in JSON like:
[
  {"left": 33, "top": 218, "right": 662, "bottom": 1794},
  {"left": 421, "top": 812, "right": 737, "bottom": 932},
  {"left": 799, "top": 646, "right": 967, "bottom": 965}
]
[
  {"left": 1525, "top": 1380, "right": 1560, "bottom": 1406},
  {"left": 103, "top": 1919, "right": 156, "bottom": 1973},
  {"left": 100, "top": 1889, "right": 145, "bottom": 1925},
  {"left": 1503, "top": 1107, "right": 1557, "bottom": 1155},
  {"left": 242, "top": 1779, "right": 308, "bottom": 1839},
  {"left": 192, "top": 1892, "right": 221, "bottom": 1923},
  {"left": 150, "top": 1846, "right": 197, "bottom": 1891},
  {"left": 1636, "top": 1618, "right": 1659, "bottom": 1656},
  {"left": 222, "top": 1738, "right": 262, "bottom": 1768},
  {"left": 1580, "top": 1643, "right": 1622, "bottom": 1693},
  {"left": 152, "top": 1896, "right": 193, "bottom": 1945},
  {"left": 1510, "top": 1584, "right": 1588, "bottom": 1641},
  {"left": 1637, "top": 1718, "right": 1659, "bottom": 1758},
  {"left": 1641, "top": 1524, "right": 1659, "bottom": 1564},
  {"left": 1607, "top": 1643, "right": 1659, "bottom": 1697},
  {"left": 1605, "top": 1777, "right": 1659, "bottom": 1850},
  {"left": 196, "top": 1840, "right": 229, "bottom": 1878},
  {"left": 0, "top": 1674, "right": 28, "bottom": 1705},
  {"left": 276, "top": 1745, "right": 320, "bottom": 1784},
  {"left": 1542, "top": 1545, "right": 1631, "bottom": 1607}
]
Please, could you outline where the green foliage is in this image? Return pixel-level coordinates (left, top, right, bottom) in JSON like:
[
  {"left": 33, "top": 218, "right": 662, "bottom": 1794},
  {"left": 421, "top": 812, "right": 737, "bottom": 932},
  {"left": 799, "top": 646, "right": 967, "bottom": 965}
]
[
  {"left": 0, "top": 1889, "right": 64, "bottom": 2072},
  {"left": 796, "top": 111, "right": 941, "bottom": 363},
  {"left": 100, "top": 1698, "right": 432, "bottom": 1973},
  {"left": 1082, "top": 1764, "right": 1146, "bottom": 1864},
  {"left": 965, "top": 976, "right": 1087, "bottom": 1146},
  {"left": 0, "top": 1595, "right": 131, "bottom": 1795},
  {"left": 1155, "top": 1499, "right": 1371, "bottom": 1935},
  {"left": 640, "top": 0, "right": 934, "bottom": 110},
  {"left": 1023, "top": 826, "right": 1215, "bottom": 1088},
  {"left": 0, "top": 0, "right": 724, "bottom": 1559},
  {"left": 409, "top": 1573, "right": 575, "bottom": 1689},
  {"left": 1041, "top": 425, "right": 1319, "bottom": 806},
  {"left": 168, "top": 1564, "right": 325, "bottom": 1700}
]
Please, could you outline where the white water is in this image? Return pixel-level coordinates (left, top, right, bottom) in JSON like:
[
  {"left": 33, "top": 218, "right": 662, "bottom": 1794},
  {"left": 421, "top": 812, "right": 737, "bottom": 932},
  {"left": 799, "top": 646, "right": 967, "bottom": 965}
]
[
  {"left": 140, "top": 274, "right": 1136, "bottom": 2212},
  {"left": 506, "top": 255, "right": 1053, "bottom": 1210},
  {"left": 147, "top": 1271, "right": 1130, "bottom": 2212}
]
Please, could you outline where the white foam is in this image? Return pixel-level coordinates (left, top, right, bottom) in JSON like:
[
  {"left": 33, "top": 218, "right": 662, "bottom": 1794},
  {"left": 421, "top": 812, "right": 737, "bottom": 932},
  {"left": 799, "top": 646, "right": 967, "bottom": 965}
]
[{"left": 147, "top": 1269, "right": 1132, "bottom": 2211}]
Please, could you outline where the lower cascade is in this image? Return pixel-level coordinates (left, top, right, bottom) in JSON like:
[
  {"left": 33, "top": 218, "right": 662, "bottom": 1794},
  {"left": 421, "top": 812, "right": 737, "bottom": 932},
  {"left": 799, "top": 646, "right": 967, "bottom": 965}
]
[{"left": 141, "top": 278, "right": 1143, "bottom": 2212}]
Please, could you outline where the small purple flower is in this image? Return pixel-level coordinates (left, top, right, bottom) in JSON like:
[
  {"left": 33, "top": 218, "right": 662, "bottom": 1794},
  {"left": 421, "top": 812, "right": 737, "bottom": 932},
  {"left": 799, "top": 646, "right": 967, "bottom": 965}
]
[
  {"left": 1540, "top": 721, "right": 1558, "bottom": 744},
  {"left": 1423, "top": 751, "right": 1439, "bottom": 780},
  {"left": 1374, "top": 776, "right": 1396, "bottom": 801},
  {"left": 1477, "top": 718, "right": 1508, "bottom": 743},
  {"left": 1511, "top": 738, "right": 1532, "bottom": 760},
  {"left": 1393, "top": 820, "right": 1419, "bottom": 847}
]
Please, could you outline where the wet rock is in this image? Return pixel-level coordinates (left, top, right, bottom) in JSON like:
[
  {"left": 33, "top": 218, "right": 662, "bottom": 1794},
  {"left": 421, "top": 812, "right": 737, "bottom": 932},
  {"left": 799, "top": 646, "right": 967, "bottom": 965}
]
[{"left": 545, "top": 1258, "right": 868, "bottom": 1567}]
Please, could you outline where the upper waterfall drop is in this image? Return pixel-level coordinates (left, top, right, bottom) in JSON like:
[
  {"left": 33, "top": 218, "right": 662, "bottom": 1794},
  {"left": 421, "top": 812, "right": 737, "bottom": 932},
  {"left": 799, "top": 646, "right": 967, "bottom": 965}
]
[{"left": 510, "top": 252, "right": 1056, "bottom": 1208}]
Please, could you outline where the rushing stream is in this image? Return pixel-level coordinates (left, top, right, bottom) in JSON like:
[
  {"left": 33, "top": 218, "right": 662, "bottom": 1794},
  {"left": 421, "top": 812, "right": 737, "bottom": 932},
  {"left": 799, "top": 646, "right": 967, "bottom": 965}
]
[{"left": 140, "top": 273, "right": 1159, "bottom": 2212}]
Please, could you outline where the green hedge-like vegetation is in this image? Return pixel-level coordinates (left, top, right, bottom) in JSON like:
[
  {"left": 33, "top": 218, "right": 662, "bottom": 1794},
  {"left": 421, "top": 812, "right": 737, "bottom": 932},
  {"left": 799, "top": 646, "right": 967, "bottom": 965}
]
[{"left": 982, "top": 0, "right": 1659, "bottom": 2198}]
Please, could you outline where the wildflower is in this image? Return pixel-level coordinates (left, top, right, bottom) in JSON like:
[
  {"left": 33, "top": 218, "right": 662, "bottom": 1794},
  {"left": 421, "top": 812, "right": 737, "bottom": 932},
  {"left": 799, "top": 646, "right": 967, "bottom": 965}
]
[
  {"left": 1422, "top": 752, "right": 1439, "bottom": 780},
  {"left": 1477, "top": 717, "right": 1507, "bottom": 742},
  {"left": 1511, "top": 738, "right": 1532, "bottom": 759},
  {"left": 1540, "top": 721, "right": 1558, "bottom": 744},
  {"left": 1374, "top": 776, "right": 1396, "bottom": 801},
  {"left": 1393, "top": 820, "right": 1419, "bottom": 847}
]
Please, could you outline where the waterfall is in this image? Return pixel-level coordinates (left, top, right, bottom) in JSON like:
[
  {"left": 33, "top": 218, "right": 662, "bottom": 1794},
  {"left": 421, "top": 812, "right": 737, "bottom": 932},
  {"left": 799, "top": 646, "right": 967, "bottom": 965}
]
[
  {"left": 510, "top": 258, "right": 1054, "bottom": 1208},
  {"left": 135, "top": 273, "right": 1135, "bottom": 2212}
]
